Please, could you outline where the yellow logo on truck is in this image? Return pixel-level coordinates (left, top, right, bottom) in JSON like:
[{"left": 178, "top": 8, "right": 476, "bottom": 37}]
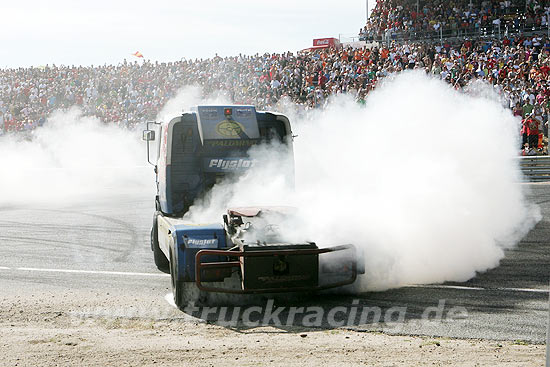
[{"left": 216, "top": 119, "right": 246, "bottom": 138}]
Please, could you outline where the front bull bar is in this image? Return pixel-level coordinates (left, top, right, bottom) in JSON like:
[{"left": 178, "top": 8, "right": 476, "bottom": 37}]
[{"left": 195, "top": 244, "right": 357, "bottom": 294}]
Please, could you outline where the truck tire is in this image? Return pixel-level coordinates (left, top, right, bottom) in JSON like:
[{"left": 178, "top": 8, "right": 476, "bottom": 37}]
[
  {"left": 169, "top": 249, "right": 210, "bottom": 309},
  {"left": 170, "top": 249, "right": 187, "bottom": 309},
  {"left": 152, "top": 212, "right": 169, "bottom": 273}
]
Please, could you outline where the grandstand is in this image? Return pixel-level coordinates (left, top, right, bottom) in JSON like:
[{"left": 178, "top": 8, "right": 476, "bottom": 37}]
[
  {"left": 0, "top": 0, "right": 548, "bottom": 154},
  {"left": 361, "top": 0, "right": 550, "bottom": 44}
]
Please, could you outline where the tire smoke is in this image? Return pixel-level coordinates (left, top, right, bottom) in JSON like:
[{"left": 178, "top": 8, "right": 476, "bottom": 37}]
[
  {"left": 0, "top": 107, "right": 153, "bottom": 205},
  {"left": 186, "top": 71, "right": 541, "bottom": 290}
]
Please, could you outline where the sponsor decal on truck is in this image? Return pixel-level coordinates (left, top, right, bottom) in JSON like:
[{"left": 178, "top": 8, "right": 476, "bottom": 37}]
[
  {"left": 185, "top": 237, "right": 219, "bottom": 248},
  {"left": 203, "top": 158, "right": 256, "bottom": 172}
]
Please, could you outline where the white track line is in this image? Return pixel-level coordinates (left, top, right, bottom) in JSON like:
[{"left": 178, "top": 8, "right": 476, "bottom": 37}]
[
  {"left": 4, "top": 267, "right": 549, "bottom": 293},
  {"left": 500, "top": 287, "right": 550, "bottom": 294},
  {"left": 16, "top": 267, "right": 170, "bottom": 277},
  {"left": 409, "top": 284, "right": 549, "bottom": 294},
  {"left": 408, "top": 285, "right": 485, "bottom": 291}
]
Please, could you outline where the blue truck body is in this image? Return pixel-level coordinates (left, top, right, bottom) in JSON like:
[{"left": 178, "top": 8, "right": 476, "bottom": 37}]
[
  {"left": 144, "top": 106, "right": 357, "bottom": 308},
  {"left": 160, "top": 221, "right": 227, "bottom": 282}
]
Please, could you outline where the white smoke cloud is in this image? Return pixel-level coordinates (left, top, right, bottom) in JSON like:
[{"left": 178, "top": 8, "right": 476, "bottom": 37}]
[
  {"left": 185, "top": 71, "right": 541, "bottom": 290},
  {"left": 0, "top": 85, "right": 227, "bottom": 207},
  {"left": 0, "top": 107, "right": 153, "bottom": 205}
]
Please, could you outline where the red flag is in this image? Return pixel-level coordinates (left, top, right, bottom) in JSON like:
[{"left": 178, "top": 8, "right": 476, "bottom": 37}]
[{"left": 132, "top": 51, "right": 144, "bottom": 58}]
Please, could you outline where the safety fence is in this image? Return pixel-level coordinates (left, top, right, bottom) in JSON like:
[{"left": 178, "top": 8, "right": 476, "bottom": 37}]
[
  {"left": 361, "top": 17, "right": 550, "bottom": 46},
  {"left": 520, "top": 156, "right": 550, "bottom": 182}
]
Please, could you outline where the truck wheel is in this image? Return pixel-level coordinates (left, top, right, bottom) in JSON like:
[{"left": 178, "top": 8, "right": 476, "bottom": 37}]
[
  {"left": 170, "top": 249, "right": 186, "bottom": 309},
  {"left": 152, "top": 213, "right": 169, "bottom": 273},
  {"left": 169, "top": 250, "right": 210, "bottom": 309}
]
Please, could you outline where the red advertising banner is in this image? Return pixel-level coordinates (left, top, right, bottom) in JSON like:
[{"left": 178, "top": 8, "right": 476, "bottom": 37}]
[{"left": 313, "top": 38, "right": 339, "bottom": 47}]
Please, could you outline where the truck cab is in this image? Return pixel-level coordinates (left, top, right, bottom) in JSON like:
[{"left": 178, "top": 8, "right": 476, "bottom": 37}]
[{"left": 145, "top": 105, "right": 294, "bottom": 216}]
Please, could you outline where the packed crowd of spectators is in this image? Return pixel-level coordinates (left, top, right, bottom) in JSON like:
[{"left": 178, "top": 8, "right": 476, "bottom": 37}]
[
  {"left": 2, "top": 7, "right": 550, "bottom": 153},
  {"left": 0, "top": 61, "right": 181, "bottom": 132},
  {"left": 360, "top": 0, "right": 550, "bottom": 42}
]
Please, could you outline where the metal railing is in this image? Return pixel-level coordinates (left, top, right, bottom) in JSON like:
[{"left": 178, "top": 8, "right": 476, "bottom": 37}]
[
  {"left": 520, "top": 156, "right": 550, "bottom": 182},
  {"left": 361, "top": 18, "right": 550, "bottom": 45}
]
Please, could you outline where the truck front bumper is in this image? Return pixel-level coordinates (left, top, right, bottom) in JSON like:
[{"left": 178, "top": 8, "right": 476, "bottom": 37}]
[{"left": 195, "top": 244, "right": 357, "bottom": 294}]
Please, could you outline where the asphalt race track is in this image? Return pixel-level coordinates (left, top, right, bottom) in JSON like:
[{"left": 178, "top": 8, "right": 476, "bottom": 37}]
[{"left": 0, "top": 184, "right": 549, "bottom": 343}]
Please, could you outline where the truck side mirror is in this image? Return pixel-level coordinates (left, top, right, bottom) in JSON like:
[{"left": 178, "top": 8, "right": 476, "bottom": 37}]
[
  {"left": 144, "top": 121, "right": 160, "bottom": 166},
  {"left": 143, "top": 130, "right": 156, "bottom": 141}
]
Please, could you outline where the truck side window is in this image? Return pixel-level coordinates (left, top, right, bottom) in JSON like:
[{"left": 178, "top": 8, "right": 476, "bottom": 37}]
[
  {"left": 260, "top": 126, "right": 284, "bottom": 143},
  {"left": 181, "top": 127, "right": 194, "bottom": 153}
]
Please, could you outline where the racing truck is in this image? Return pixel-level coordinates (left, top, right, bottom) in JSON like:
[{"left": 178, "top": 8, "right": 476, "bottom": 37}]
[{"left": 143, "top": 105, "right": 358, "bottom": 308}]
